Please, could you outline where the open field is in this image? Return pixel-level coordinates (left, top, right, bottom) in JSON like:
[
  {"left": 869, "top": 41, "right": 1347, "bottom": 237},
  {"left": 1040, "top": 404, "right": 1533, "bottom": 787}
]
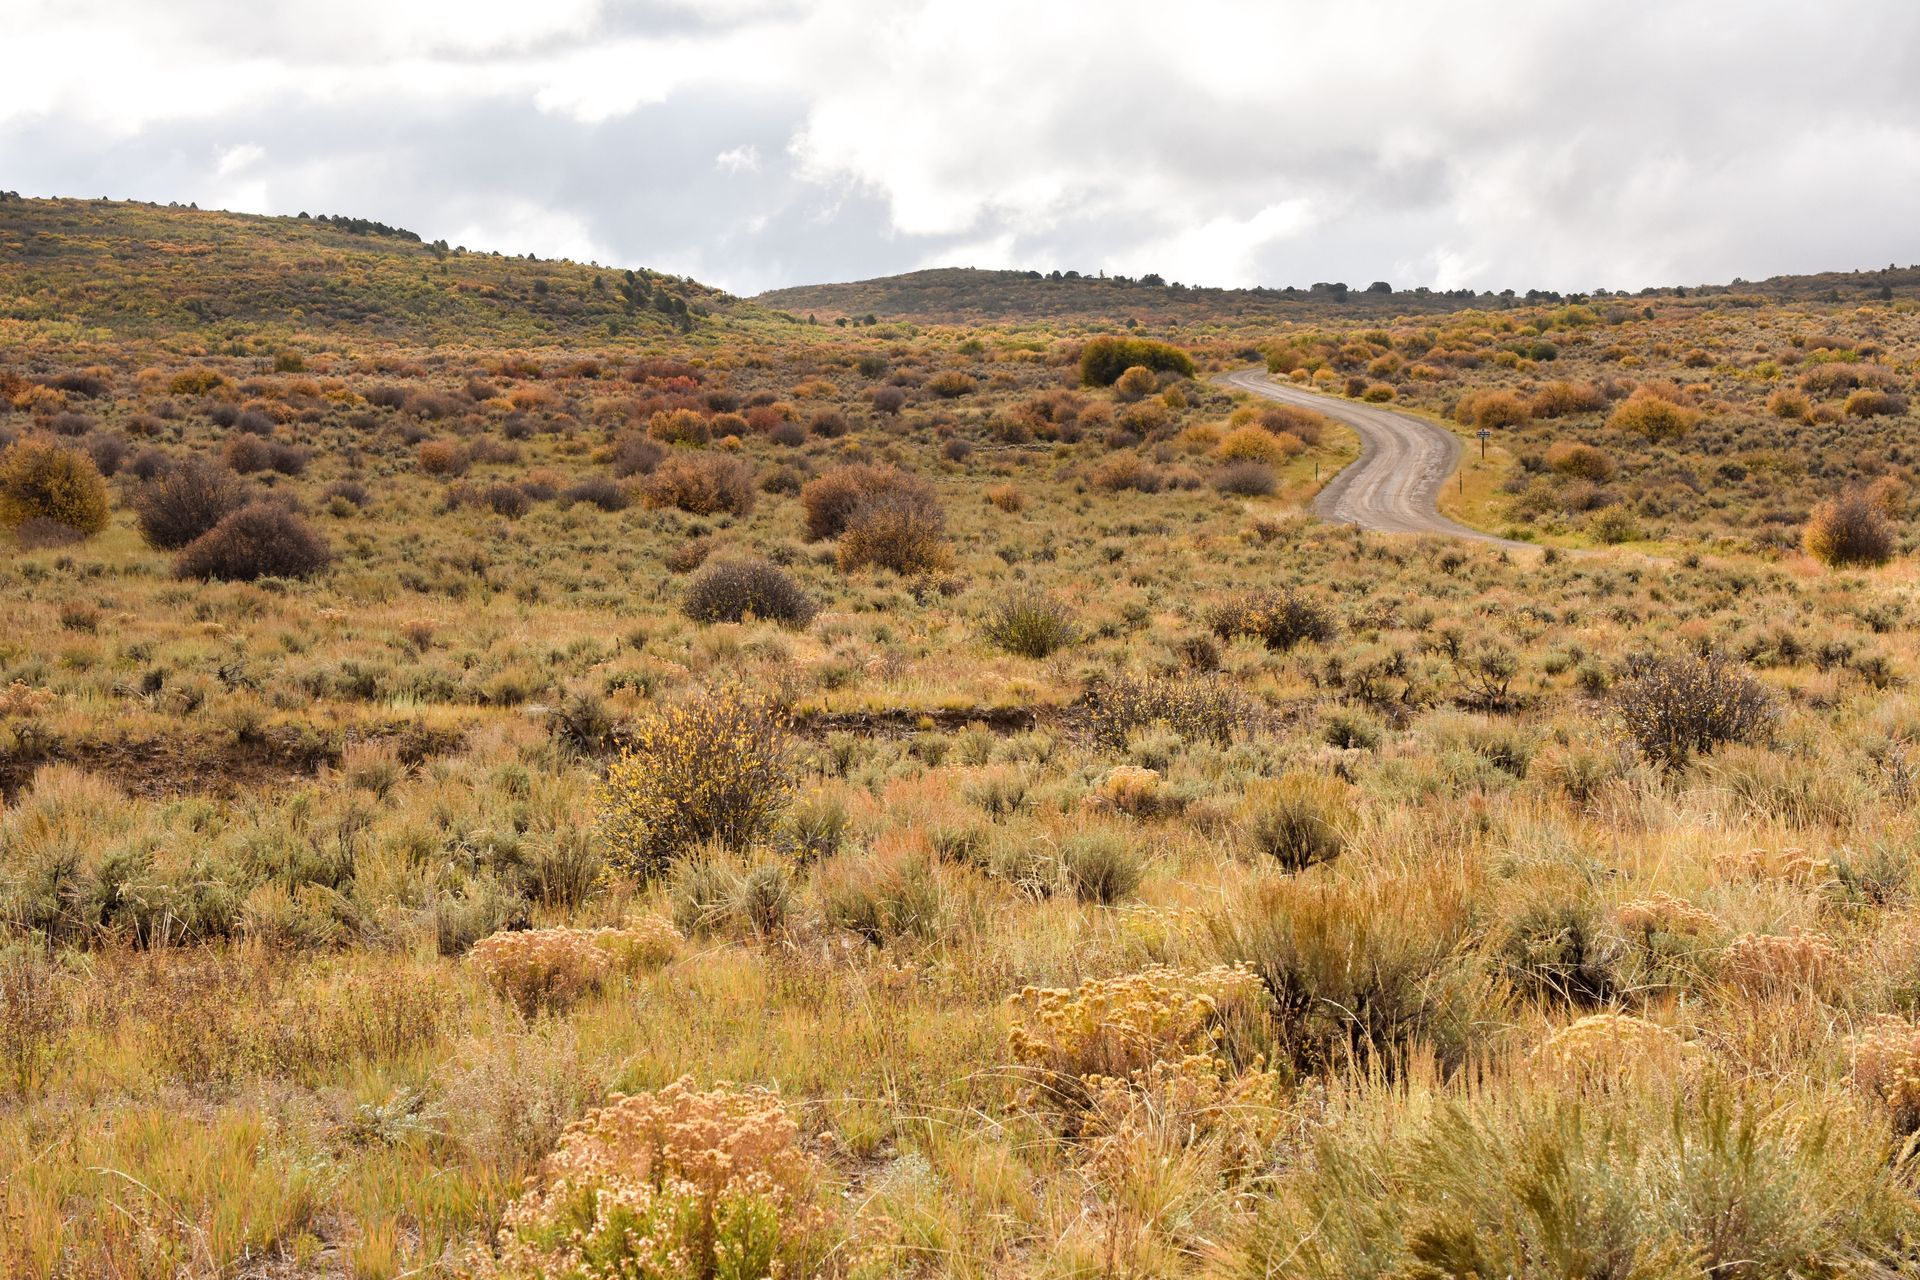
[{"left": 6, "top": 197, "right": 1920, "bottom": 1277}]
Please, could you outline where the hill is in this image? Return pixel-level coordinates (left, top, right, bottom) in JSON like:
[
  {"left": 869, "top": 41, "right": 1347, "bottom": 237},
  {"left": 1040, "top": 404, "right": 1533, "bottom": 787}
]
[
  {"left": 757, "top": 262, "right": 1920, "bottom": 326},
  {"left": 0, "top": 194, "right": 739, "bottom": 345}
]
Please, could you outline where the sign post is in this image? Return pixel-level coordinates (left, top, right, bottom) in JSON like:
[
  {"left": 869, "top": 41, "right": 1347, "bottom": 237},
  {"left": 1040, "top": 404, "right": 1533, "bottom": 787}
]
[{"left": 1477, "top": 427, "right": 1491, "bottom": 459}]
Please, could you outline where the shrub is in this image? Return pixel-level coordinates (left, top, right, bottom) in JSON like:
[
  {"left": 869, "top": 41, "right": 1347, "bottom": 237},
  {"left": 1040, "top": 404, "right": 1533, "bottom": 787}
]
[
  {"left": 1258, "top": 403, "right": 1327, "bottom": 445},
  {"left": 1845, "top": 389, "right": 1907, "bottom": 418},
  {"left": 609, "top": 431, "right": 665, "bottom": 477},
  {"left": 799, "top": 464, "right": 929, "bottom": 540},
  {"left": 1080, "top": 336, "right": 1197, "bottom": 386},
  {"left": 1804, "top": 491, "right": 1895, "bottom": 567},
  {"left": 1608, "top": 390, "right": 1701, "bottom": 440},
  {"left": 817, "top": 848, "right": 948, "bottom": 942},
  {"left": 980, "top": 589, "right": 1077, "bottom": 657},
  {"left": 469, "top": 922, "right": 679, "bottom": 1014},
  {"left": 681, "top": 558, "right": 816, "bottom": 628},
  {"left": 169, "top": 366, "right": 229, "bottom": 396},
  {"left": 1612, "top": 650, "right": 1774, "bottom": 767},
  {"left": 493, "top": 1078, "right": 834, "bottom": 1280},
  {"left": 133, "top": 457, "right": 250, "bottom": 549},
  {"left": 563, "top": 475, "right": 631, "bottom": 512},
  {"left": 1454, "top": 389, "right": 1531, "bottom": 429},
  {"left": 837, "top": 485, "right": 948, "bottom": 574},
  {"left": 647, "top": 407, "right": 710, "bottom": 445},
  {"left": 1205, "top": 870, "right": 1478, "bottom": 1070},
  {"left": 1216, "top": 426, "right": 1297, "bottom": 465},
  {"left": 1085, "top": 674, "right": 1253, "bottom": 750},
  {"left": 870, "top": 385, "right": 906, "bottom": 414},
  {"left": 1545, "top": 440, "right": 1614, "bottom": 481},
  {"left": 174, "top": 502, "right": 332, "bottom": 581},
  {"left": 1089, "top": 454, "right": 1165, "bottom": 493},
  {"left": 1852, "top": 1019, "right": 1920, "bottom": 1132},
  {"left": 0, "top": 439, "right": 109, "bottom": 537},
  {"left": 1209, "top": 589, "right": 1337, "bottom": 650},
  {"left": 1768, "top": 387, "right": 1812, "bottom": 421},
  {"left": 417, "top": 439, "right": 468, "bottom": 475},
  {"left": 984, "top": 483, "right": 1024, "bottom": 513},
  {"left": 925, "top": 370, "right": 977, "bottom": 398},
  {"left": 640, "top": 454, "right": 756, "bottom": 516},
  {"left": 1530, "top": 380, "right": 1607, "bottom": 418},
  {"left": 1058, "top": 832, "right": 1146, "bottom": 904},
  {"left": 1234, "top": 1075, "right": 1918, "bottom": 1279},
  {"left": 1007, "top": 965, "right": 1268, "bottom": 1108},
  {"left": 1213, "top": 460, "right": 1277, "bottom": 495},
  {"left": 1241, "top": 774, "right": 1355, "bottom": 872},
  {"left": 1114, "top": 365, "right": 1159, "bottom": 401},
  {"left": 600, "top": 691, "right": 795, "bottom": 879}
]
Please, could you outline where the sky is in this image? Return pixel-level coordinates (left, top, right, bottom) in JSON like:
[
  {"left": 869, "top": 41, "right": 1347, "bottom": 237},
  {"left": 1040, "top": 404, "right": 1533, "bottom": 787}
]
[{"left": 3, "top": 0, "right": 1918, "bottom": 297}]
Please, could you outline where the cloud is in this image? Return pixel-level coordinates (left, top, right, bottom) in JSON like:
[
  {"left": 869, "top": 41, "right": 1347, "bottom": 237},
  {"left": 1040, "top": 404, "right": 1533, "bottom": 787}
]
[{"left": 4, "top": 0, "right": 1919, "bottom": 295}]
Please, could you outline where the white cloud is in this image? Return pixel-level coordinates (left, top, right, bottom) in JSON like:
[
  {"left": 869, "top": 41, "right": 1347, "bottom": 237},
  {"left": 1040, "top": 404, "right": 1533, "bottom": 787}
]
[
  {"left": 715, "top": 144, "right": 760, "bottom": 174},
  {"left": 4, "top": 0, "right": 1919, "bottom": 293}
]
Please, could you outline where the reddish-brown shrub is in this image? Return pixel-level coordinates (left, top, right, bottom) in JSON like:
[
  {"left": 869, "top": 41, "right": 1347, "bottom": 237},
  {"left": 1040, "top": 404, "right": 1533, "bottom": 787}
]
[
  {"left": 133, "top": 457, "right": 252, "bottom": 549},
  {"left": 800, "top": 464, "right": 931, "bottom": 541},
  {"left": 175, "top": 502, "right": 331, "bottom": 581},
  {"left": 1545, "top": 441, "right": 1615, "bottom": 482}
]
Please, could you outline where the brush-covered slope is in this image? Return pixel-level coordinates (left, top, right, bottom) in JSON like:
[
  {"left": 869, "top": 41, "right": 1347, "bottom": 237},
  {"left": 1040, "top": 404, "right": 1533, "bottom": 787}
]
[{"left": 0, "top": 195, "right": 742, "bottom": 344}]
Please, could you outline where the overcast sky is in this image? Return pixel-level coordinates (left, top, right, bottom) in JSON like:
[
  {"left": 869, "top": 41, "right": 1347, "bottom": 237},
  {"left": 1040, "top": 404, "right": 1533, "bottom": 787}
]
[{"left": 4, "top": 0, "right": 1917, "bottom": 297}]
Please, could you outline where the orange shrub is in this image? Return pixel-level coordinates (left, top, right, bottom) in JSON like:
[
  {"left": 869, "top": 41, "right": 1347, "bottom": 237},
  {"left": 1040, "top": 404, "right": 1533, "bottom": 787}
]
[
  {"left": 640, "top": 453, "right": 755, "bottom": 516},
  {"left": 418, "top": 439, "right": 468, "bottom": 475},
  {"left": 1454, "top": 389, "right": 1530, "bottom": 429},
  {"left": 1804, "top": 491, "right": 1895, "bottom": 567},
  {"left": 1607, "top": 390, "right": 1700, "bottom": 440},
  {"left": 1545, "top": 441, "right": 1614, "bottom": 481}
]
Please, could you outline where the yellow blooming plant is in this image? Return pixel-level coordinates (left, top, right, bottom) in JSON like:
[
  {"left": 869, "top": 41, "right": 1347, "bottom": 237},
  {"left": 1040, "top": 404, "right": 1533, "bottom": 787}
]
[
  {"left": 599, "top": 691, "right": 795, "bottom": 881},
  {"left": 490, "top": 1076, "right": 838, "bottom": 1280},
  {"left": 1531, "top": 1013, "right": 1699, "bottom": 1086},
  {"left": 469, "top": 920, "right": 681, "bottom": 1014}
]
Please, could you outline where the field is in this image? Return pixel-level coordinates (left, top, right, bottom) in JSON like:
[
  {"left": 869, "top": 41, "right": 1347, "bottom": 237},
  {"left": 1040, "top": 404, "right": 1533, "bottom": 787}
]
[{"left": 6, "top": 196, "right": 1920, "bottom": 1278}]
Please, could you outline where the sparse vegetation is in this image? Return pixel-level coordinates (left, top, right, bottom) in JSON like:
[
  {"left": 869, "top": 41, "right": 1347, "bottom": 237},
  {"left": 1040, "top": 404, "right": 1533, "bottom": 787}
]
[{"left": 9, "top": 195, "right": 1920, "bottom": 1280}]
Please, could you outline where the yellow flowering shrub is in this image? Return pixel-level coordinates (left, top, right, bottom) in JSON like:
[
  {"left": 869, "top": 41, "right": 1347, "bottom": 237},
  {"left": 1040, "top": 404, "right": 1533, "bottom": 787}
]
[
  {"left": 1852, "top": 1019, "right": 1920, "bottom": 1131},
  {"left": 1007, "top": 964, "right": 1267, "bottom": 1108},
  {"left": 1531, "top": 1013, "right": 1697, "bottom": 1085},
  {"left": 0, "top": 439, "right": 110, "bottom": 536},
  {"left": 1087, "top": 765, "right": 1164, "bottom": 816},
  {"left": 599, "top": 691, "right": 794, "bottom": 880},
  {"left": 491, "top": 1077, "right": 835, "bottom": 1280},
  {"left": 1721, "top": 929, "right": 1842, "bottom": 995},
  {"left": 470, "top": 921, "right": 681, "bottom": 1013}
]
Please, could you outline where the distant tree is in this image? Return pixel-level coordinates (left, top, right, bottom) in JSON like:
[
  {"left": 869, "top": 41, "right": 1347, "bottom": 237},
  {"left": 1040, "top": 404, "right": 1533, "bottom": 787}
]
[{"left": 1367, "top": 281, "right": 1392, "bottom": 293}]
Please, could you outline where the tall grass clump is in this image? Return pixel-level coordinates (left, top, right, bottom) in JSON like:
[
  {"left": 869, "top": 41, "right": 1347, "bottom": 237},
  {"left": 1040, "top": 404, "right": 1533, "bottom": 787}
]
[{"left": 980, "top": 589, "right": 1077, "bottom": 658}]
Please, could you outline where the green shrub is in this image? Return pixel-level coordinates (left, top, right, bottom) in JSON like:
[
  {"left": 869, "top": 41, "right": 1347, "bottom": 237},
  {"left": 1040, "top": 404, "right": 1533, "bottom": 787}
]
[
  {"left": 1231, "top": 1075, "right": 1919, "bottom": 1280},
  {"left": 1241, "top": 774, "right": 1354, "bottom": 872},
  {"left": 1058, "top": 831, "right": 1145, "bottom": 904},
  {"left": 1079, "top": 336, "right": 1196, "bottom": 387},
  {"left": 980, "top": 589, "right": 1077, "bottom": 657}
]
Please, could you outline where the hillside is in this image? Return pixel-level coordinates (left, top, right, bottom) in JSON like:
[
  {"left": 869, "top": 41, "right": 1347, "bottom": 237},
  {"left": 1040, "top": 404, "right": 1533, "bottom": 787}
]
[
  {"left": 758, "top": 262, "right": 1920, "bottom": 326},
  {"left": 0, "top": 195, "right": 742, "bottom": 345}
]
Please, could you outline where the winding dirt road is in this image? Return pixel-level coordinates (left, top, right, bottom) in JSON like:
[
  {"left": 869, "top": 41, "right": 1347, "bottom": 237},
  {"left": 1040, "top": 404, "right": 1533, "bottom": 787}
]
[{"left": 1220, "top": 369, "right": 1530, "bottom": 549}]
